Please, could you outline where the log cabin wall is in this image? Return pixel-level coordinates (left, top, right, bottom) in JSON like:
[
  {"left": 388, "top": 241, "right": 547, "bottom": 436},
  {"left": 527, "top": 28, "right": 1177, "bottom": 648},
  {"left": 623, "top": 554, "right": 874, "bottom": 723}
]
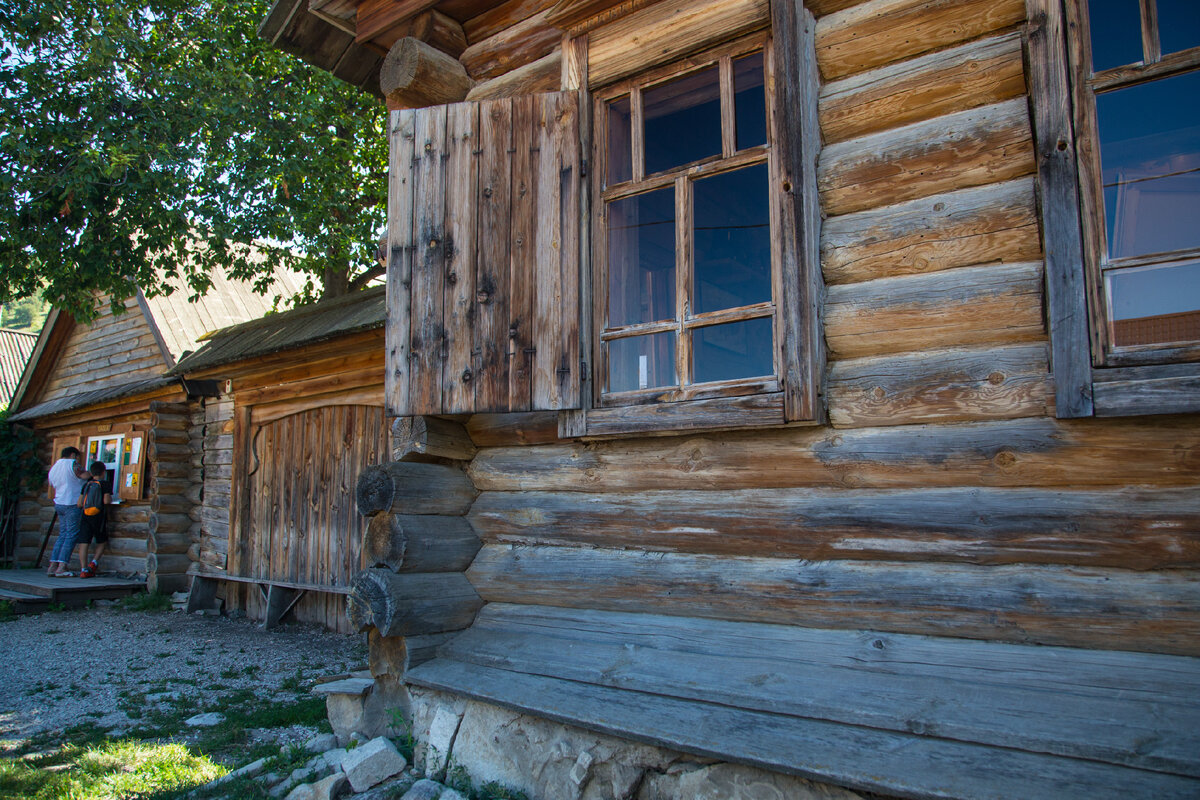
[
  {"left": 438, "top": 0, "right": 1200, "bottom": 659},
  {"left": 182, "top": 322, "right": 388, "bottom": 632}
]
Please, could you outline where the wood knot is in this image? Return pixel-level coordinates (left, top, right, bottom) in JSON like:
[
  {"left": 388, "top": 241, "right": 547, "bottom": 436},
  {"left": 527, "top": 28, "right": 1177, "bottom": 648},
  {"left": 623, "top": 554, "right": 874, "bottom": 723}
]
[
  {"left": 461, "top": 369, "right": 472, "bottom": 383},
  {"left": 428, "top": 239, "right": 439, "bottom": 249},
  {"left": 446, "top": 271, "right": 457, "bottom": 285},
  {"left": 870, "top": 386, "right": 886, "bottom": 400},
  {"left": 482, "top": 186, "right": 493, "bottom": 198},
  {"left": 933, "top": 202, "right": 946, "bottom": 212},
  {"left": 993, "top": 450, "right": 1018, "bottom": 468},
  {"left": 987, "top": 371, "right": 1006, "bottom": 385},
  {"left": 477, "top": 291, "right": 492, "bottom": 304}
]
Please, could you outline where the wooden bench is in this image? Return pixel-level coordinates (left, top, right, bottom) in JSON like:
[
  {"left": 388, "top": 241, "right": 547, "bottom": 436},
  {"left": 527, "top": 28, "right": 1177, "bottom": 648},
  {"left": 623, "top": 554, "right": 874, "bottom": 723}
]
[
  {"left": 186, "top": 566, "right": 348, "bottom": 628},
  {"left": 406, "top": 603, "right": 1200, "bottom": 800}
]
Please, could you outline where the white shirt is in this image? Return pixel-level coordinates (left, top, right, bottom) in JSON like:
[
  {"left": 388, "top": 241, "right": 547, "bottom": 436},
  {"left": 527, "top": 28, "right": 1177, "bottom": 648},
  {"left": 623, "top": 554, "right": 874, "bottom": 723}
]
[{"left": 48, "top": 458, "right": 85, "bottom": 504}]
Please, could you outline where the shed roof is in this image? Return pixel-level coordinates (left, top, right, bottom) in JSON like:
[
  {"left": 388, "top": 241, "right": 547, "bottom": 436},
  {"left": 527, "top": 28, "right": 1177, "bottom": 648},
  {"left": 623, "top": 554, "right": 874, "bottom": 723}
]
[
  {"left": 0, "top": 328, "right": 37, "bottom": 408},
  {"left": 7, "top": 376, "right": 179, "bottom": 423},
  {"left": 172, "top": 285, "right": 386, "bottom": 375}
]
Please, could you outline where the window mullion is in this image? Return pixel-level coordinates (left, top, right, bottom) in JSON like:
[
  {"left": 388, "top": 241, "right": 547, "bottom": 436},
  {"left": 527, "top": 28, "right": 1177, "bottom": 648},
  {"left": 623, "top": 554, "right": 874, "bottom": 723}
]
[
  {"left": 720, "top": 55, "right": 736, "bottom": 157},
  {"left": 1140, "top": 0, "right": 1161, "bottom": 64},
  {"left": 675, "top": 174, "right": 692, "bottom": 388},
  {"left": 631, "top": 87, "right": 645, "bottom": 182}
]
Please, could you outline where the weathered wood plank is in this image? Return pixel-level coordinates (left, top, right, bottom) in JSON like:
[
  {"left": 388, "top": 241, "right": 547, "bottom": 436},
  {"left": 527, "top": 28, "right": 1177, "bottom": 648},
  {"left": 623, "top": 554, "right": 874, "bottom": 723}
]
[
  {"left": 441, "top": 102, "right": 479, "bottom": 414},
  {"left": 820, "top": 178, "right": 1042, "bottom": 285},
  {"left": 586, "top": 0, "right": 769, "bottom": 87},
  {"left": 407, "top": 659, "right": 1200, "bottom": 800},
  {"left": 465, "top": 411, "right": 560, "bottom": 446},
  {"left": 824, "top": 261, "right": 1045, "bottom": 359},
  {"left": 819, "top": 32, "right": 1027, "bottom": 144},
  {"left": 460, "top": 8, "right": 560, "bottom": 80},
  {"left": 391, "top": 416, "right": 478, "bottom": 461},
  {"left": 474, "top": 98, "right": 515, "bottom": 411},
  {"left": 818, "top": 98, "right": 1035, "bottom": 217},
  {"left": 387, "top": 110, "right": 418, "bottom": 417},
  {"left": 507, "top": 95, "right": 537, "bottom": 411},
  {"left": 467, "top": 485, "right": 1200, "bottom": 569},
  {"left": 466, "top": 545, "right": 1200, "bottom": 655},
  {"left": 1093, "top": 365, "right": 1200, "bottom": 418},
  {"left": 814, "top": 0, "right": 1026, "bottom": 82},
  {"left": 467, "top": 415, "right": 1200, "bottom": 491},
  {"left": 445, "top": 603, "right": 1200, "bottom": 776},
  {"left": 409, "top": 105, "right": 449, "bottom": 414},
  {"left": 827, "top": 343, "right": 1050, "bottom": 427},
  {"left": 572, "top": 392, "right": 784, "bottom": 438},
  {"left": 465, "top": 50, "right": 562, "bottom": 101}
]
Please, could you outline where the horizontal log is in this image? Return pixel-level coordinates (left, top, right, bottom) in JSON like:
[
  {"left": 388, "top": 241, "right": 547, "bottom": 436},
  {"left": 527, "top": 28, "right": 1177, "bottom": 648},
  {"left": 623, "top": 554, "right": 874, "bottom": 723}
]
[
  {"left": 368, "top": 628, "right": 459, "bottom": 677},
  {"left": 197, "top": 547, "right": 226, "bottom": 569},
  {"left": 369, "top": 9, "right": 468, "bottom": 57},
  {"left": 148, "top": 532, "right": 191, "bottom": 555},
  {"left": 108, "top": 505, "right": 151, "bottom": 524},
  {"left": 150, "top": 477, "right": 193, "bottom": 496},
  {"left": 150, "top": 512, "right": 193, "bottom": 533},
  {"left": 148, "top": 441, "right": 192, "bottom": 462},
  {"left": 586, "top": 0, "right": 769, "bottom": 87},
  {"left": 807, "top": 0, "right": 873, "bottom": 17},
  {"left": 814, "top": 0, "right": 1026, "bottom": 82},
  {"left": 199, "top": 505, "right": 229, "bottom": 525},
  {"left": 204, "top": 433, "right": 233, "bottom": 450},
  {"left": 356, "top": 461, "right": 478, "bottom": 517},
  {"left": 149, "top": 412, "right": 190, "bottom": 429},
  {"left": 466, "top": 411, "right": 560, "bottom": 447},
  {"left": 151, "top": 461, "right": 192, "bottom": 480},
  {"left": 818, "top": 98, "right": 1035, "bottom": 217},
  {"left": 391, "top": 416, "right": 478, "bottom": 462},
  {"left": 467, "top": 486, "right": 1200, "bottom": 569},
  {"left": 146, "top": 552, "right": 191, "bottom": 575},
  {"left": 148, "top": 400, "right": 190, "bottom": 416},
  {"left": 347, "top": 568, "right": 483, "bottom": 636},
  {"left": 460, "top": 8, "right": 560, "bottom": 80},
  {"left": 151, "top": 493, "right": 193, "bottom": 515},
  {"left": 465, "top": 0, "right": 555, "bottom": 42},
  {"left": 364, "top": 513, "right": 482, "bottom": 572},
  {"left": 466, "top": 545, "right": 1200, "bottom": 655},
  {"left": 824, "top": 261, "right": 1045, "bottom": 359},
  {"left": 381, "top": 37, "right": 472, "bottom": 110},
  {"left": 150, "top": 428, "right": 190, "bottom": 446},
  {"left": 445, "top": 603, "right": 1200, "bottom": 778},
  {"left": 827, "top": 343, "right": 1050, "bottom": 427},
  {"left": 467, "top": 416, "right": 1200, "bottom": 491},
  {"left": 820, "top": 178, "right": 1042, "bottom": 285},
  {"left": 819, "top": 32, "right": 1026, "bottom": 144},
  {"left": 465, "top": 50, "right": 562, "bottom": 101}
]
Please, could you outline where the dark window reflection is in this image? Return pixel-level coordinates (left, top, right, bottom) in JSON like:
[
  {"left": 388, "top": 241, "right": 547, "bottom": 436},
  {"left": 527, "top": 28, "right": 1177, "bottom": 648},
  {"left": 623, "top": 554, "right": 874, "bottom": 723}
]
[
  {"left": 1097, "top": 70, "right": 1200, "bottom": 259},
  {"left": 1088, "top": 0, "right": 1143, "bottom": 72},
  {"left": 693, "top": 318, "right": 773, "bottom": 383},
  {"left": 608, "top": 332, "right": 677, "bottom": 392},
  {"left": 644, "top": 65, "right": 722, "bottom": 175},
  {"left": 607, "top": 95, "right": 633, "bottom": 186},
  {"left": 1157, "top": 0, "right": 1200, "bottom": 56},
  {"left": 607, "top": 188, "right": 676, "bottom": 327},
  {"left": 693, "top": 164, "right": 771, "bottom": 314},
  {"left": 1108, "top": 260, "right": 1200, "bottom": 345},
  {"left": 734, "top": 52, "right": 767, "bottom": 151}
]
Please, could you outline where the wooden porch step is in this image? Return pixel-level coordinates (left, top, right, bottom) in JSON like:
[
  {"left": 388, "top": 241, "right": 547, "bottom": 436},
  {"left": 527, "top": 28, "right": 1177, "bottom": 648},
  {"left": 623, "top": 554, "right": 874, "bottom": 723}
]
[
  {"left": 0, "top": 571, "right": 55, "bottom": 597},
  {"left": 0, "top": 587, "right": 49, "bottom": 612},
  {"left": 406, "top": 603, "right": 1200, "bottom": 800}
]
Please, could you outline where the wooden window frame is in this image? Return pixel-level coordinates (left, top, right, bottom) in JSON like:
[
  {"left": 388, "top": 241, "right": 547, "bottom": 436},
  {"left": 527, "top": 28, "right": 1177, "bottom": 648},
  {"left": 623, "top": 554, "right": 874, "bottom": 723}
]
[
  {"left": 567, "top": 5, "right": 824, "bottom": 438},
  {"left": 1028, "top": 0, "right": 1200, "bottom": 418}
]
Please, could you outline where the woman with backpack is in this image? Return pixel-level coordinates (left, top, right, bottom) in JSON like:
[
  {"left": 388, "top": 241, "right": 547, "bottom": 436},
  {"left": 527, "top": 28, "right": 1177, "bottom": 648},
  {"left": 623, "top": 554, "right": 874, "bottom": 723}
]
[{"left": 76, "top": 461, "right": 110, "bottom": 578}]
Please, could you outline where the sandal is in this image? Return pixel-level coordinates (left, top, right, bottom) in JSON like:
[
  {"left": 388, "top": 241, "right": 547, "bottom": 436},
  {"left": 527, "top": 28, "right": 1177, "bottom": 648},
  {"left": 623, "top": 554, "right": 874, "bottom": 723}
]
[{"left": 51, "top": 571, "right": 75, "bottom": 578}]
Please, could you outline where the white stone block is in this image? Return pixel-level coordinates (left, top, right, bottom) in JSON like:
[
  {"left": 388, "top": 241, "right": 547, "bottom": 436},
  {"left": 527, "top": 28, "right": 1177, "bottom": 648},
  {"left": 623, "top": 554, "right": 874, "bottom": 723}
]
[
  {"left": 423, "top": 706, "right": 462, "bottom": 778},
  {"left": 341, "top": 736, "right": 408, "bottom": 793},
  {"left": 185, "top": 712, "right": 225, "bottom": 727},
  {"left": 311, "top": 772, "right": 348, "bottom": 800}
]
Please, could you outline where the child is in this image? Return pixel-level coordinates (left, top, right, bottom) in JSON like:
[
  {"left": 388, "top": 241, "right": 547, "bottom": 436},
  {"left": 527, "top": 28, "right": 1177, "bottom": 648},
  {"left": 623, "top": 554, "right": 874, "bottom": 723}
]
[{"left": 76, "top": 461, "right": 111, "bottom": 578}]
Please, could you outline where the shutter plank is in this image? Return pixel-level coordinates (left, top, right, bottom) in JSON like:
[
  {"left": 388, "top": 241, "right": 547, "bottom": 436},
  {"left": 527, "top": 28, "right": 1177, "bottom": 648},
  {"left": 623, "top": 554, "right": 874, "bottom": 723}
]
[
  {"left": 532, "top": 92, "right": 583, "bottom": 409},
  {"left": 410, "top": 106, "right": 450, "bottom": 414},
  {"left": 508, "top": 94, "right": 537, "bottom": 411},
  {"left": 386, "top": 111, "right": 418, "bottom": 417},
  {"left": 443, "top": 102, "right": 481, "bottom": 414},
  {"left": 475, "top": 98, "right": 515, "bottom": 411}
]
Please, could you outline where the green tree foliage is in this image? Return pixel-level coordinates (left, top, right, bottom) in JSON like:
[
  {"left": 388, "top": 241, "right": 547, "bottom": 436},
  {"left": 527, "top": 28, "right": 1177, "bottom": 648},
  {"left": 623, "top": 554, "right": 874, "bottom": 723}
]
[
  {"left": 0, "top": 295, "right": 50, "bottom": 332},
  {"left": 0, "top": 410, "right": 42, "bottom": 502},
  {"left": 0, "top": 0, "right": 387, "bottom": 320}
]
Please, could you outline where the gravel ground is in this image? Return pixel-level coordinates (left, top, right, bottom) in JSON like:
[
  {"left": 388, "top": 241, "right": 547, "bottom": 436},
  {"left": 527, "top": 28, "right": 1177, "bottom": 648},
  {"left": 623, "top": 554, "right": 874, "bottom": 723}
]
[{"left": 0, "top": 603, "right": 367, "bottom": 745}]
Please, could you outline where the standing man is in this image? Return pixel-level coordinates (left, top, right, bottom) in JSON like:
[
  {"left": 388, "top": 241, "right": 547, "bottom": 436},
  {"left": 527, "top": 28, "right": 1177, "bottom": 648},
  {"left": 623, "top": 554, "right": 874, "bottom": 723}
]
[{"left": 46, "top": 446, "right": 88, "bottom": 577}]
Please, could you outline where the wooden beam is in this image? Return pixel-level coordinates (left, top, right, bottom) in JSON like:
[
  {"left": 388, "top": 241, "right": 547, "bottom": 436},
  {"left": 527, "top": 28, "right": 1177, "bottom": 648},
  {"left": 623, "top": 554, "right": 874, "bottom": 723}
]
[
  {"left": 356, "top": 0, "right": 440, "bottom": 45},
  {"left": 380, "top": 37, "right": 473, "bottom": 110},
  {"left": 364, "top": 512, "right": 481, "bottom": 572},
  {"left": 347, "top": 568, "right": 483, "bottom": 636},
  {"left": 391, "top": 416, "right": 478, "bottom": 461},
  {"left": 355, "top": 461, "right": 478, "bottom": 517},
  {"left": 466, "top": 50, "right": 562, "bottom": 101}
]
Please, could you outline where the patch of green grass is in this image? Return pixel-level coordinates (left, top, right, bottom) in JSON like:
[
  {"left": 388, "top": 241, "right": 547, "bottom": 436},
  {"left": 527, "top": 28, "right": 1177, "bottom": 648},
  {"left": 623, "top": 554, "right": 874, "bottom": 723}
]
[
  {"left": 46, "top": 602, "right": 66, "bottom": 613},
  {"left": 0, "top": 600, "right": 16, "bottom": 621},
  {"left": 0, "top": 739, "right": 224, "bottom": 800},
  {"left": 279, "top": 667, "right": 305, "bottom": 692},
  {"left": 218, "top": 667, "right": 239, "bottom": 679},
  {"left": 41, "top": 629, "right": 61, "bottom": 635},
  {"left": 120, "top": 592, "right": 172, "bottom": 613}
]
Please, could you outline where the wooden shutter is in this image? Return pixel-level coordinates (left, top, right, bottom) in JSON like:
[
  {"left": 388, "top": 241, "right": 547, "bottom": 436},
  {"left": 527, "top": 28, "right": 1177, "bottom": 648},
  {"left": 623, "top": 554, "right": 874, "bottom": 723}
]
[
  {"left": 118, "top": 432, "right": 146, "bottom": 501},
  {"left": 48, "top": 433, "right": 83, "bottom": 501},
  {"left": 387, "top": 91, "right": 584, "bottom": 416}
]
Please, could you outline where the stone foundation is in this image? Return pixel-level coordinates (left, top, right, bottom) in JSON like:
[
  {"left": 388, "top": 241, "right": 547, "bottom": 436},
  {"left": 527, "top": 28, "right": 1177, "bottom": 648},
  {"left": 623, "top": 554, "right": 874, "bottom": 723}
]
[{"left": 405, "top": 688, "right": 867, "bottom": 800}]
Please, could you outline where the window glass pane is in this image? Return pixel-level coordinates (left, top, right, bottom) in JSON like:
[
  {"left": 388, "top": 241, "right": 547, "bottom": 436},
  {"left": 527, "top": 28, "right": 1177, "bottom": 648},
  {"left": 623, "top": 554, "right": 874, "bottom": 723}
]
[
  {"left": 734, "top": 52, "right": 767, "bottom": 151},
  {"left": 644, "top": 65, "right": 722, "bottom": 175},
  {"left": 1158, "top": 0, "right": 1200, "bottom": 57},
  {"left": 693, "top": 164, "right": 772, "bottom": 314},
  {"left": 607, "top": 332, "right": 677, "bottom": 392},
  {"left": 607, "top": 95, "right": 633, "bottom": 185},
  {"left": 607, "top": 188, "right": 676, "bottom": 327},
  {"left": 1107, "top": 260, "right": 1200, "bottom": 346},
  {"left": 693, "top": 318, "right": 774, "bottom": 383},
  {"left": 1097, "top": 70, "right": 1200, "bottom": 259},
  {"left": 1088, "top": 0, "right": 1144, "bottom": 72}
]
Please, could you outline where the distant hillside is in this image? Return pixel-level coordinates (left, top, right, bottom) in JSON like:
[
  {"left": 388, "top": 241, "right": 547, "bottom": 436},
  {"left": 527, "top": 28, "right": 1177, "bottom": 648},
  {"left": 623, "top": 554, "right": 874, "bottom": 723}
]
[{"left": 0, "top": 297, "right": 50, "bottom": 334}]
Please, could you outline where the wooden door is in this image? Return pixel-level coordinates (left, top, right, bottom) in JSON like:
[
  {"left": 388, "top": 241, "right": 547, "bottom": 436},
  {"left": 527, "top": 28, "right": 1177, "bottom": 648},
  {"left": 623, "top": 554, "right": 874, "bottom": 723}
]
[{"left": 243, "top": 405, "right": 387, "bottom": 588}]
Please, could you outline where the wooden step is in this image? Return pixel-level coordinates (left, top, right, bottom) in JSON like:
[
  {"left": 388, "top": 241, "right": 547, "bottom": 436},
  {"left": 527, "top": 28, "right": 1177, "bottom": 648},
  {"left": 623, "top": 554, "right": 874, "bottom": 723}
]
[{"left": 0, "top": 572, "right": 55, "bottom": 597}]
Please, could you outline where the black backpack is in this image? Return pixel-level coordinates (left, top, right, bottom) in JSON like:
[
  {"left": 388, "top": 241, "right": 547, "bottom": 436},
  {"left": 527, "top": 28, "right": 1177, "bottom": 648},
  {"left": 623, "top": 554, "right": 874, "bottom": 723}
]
[{"left": 81, "top": 479, "right": 105, "bottom": 517}]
